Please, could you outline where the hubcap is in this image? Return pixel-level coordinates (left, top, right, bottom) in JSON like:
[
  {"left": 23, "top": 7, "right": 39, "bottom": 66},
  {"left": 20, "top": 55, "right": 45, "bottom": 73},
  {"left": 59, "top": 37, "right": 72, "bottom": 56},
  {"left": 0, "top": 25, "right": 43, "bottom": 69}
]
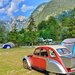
[{"left": 23, "top": 60, "right": 28, "bottom": 69}]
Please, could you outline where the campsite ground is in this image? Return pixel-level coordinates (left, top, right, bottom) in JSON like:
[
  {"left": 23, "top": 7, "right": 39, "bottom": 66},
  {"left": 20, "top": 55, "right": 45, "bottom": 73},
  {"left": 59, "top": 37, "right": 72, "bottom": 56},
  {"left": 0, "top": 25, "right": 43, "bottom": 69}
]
[{"left": 0, "top": 47, "right": 45, "bottom": 75}]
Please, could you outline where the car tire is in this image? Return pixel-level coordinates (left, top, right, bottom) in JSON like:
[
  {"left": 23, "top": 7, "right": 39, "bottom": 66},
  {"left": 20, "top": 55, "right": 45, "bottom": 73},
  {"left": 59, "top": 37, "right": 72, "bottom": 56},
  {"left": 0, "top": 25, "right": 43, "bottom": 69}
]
[{"left": 23, "top": 60, "right": 31, "bottom": 70}]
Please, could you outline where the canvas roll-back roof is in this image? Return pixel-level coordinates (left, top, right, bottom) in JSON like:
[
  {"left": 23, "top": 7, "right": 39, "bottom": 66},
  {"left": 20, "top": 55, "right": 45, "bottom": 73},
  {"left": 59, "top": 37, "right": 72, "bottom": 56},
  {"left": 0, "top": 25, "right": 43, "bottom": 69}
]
[
  {"left": 62, "top": 38, "right": 75, "bottom": 52},
  {"left": 62, "top": 38, "right": 75, "bottom": 44}
]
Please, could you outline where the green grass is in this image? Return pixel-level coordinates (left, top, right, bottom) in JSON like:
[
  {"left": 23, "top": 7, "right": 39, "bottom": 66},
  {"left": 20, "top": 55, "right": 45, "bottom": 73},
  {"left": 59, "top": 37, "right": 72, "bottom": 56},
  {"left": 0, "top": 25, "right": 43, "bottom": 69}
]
[{"left": 0, "top": 47, "right": 43, "bottom": 75}]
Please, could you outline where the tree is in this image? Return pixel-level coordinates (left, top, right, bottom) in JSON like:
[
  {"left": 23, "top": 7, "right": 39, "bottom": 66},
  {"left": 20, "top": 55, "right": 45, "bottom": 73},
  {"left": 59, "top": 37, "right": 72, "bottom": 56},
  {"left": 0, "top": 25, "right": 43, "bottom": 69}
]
[
  {"left": 27, "top": 16, "right": 38, "bottom": 46},
  {"left": 27, "top": 16, "right": 36, "bottom": 31},
  {"left": 68, "top": 16, "right": 75, "bottom": 38},
  {"left": 47, "top": 16, "right": 60, "bottom": 40},
  {"left": 59, "top": 8, "right": 75, "bottom": 40},
  {"left": 0, "top": 25, "right": 7, "bottom": 43},
  {"left": 60, "top": 14, "right": 75, "bottom": 39},
  {"left": 60, "top": 17, "right": 70, "bottom": 40},
  {"left": 19, "top": 28, "right": 25, "bottom": 34},
  {"left": 7, "top": 23, "right": 19, "bottom": 45},
  {"left": 38, "top": 29, "right": 51, "bottom": 39},
  {"left": 8, "top": 31, "right": 18, "bottom": 45},
  {"left": 37, "top": 16, "right": 60, "bottom": 41},
  {"left": 60, "top": 27, "right": 68, "bottom": 40},
  {"left": 38, "top": 21, "right": 47, "bottom": 30}
]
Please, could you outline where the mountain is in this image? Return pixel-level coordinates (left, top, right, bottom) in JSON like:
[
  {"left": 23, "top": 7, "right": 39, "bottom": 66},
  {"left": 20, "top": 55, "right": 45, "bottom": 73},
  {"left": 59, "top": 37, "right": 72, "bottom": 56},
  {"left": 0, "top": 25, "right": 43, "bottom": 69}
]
[
  {"left": 32, "top": 2, "right": 47, "bottom": 17},
  {"left": 32, "top": 0, "right": 75, "bottom": 25},
  {"left": 10, "top": 16, "right": 27, "bottom": 30},
  {"left": 0, "top": 16, "right": 27, "bottom": 31}
]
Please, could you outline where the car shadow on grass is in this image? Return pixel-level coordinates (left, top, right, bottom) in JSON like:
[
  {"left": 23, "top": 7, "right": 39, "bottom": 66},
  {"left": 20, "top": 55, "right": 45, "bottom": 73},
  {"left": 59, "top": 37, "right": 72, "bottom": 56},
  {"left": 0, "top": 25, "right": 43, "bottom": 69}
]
[{"left": 32, "top": 68, "right": 75, "bottom": 75}]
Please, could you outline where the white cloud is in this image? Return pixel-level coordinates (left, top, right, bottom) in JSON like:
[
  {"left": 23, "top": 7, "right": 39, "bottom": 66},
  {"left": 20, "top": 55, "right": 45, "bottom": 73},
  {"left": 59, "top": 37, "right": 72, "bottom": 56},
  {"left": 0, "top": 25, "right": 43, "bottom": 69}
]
[
  {"left": 21, "top": 4, "right": 34, "bottom": 12},
  {"left": 7, "top": 0, "right": 23, "bottom": 18},
  {"left": 7, "top": 2, "right": 16, "bottom": 18},
  {"left": 0, "top": 0, "right": 23, "bottom": 14},
  {"left": 0, "top": 0, "right": 27, "bottom": 19},
  {"left": 22, "top": 0, "right": 25, "bottom": 1},
  {"left": 0, "top": 8, "right": 5, "bottom": 13}
]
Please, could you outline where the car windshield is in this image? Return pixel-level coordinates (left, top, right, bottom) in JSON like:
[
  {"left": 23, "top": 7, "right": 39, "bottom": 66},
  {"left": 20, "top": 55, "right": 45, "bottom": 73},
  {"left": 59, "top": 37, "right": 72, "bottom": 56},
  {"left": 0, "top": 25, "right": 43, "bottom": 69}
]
[{"left": 57, "top": 48, "right": 71, "bottom": 55}]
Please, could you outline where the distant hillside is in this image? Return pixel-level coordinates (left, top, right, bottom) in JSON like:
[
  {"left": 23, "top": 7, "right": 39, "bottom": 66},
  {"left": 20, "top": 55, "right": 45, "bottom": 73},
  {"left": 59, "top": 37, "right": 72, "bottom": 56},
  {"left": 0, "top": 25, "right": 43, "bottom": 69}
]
[
  {"left": 32, "top": 0, "right": 75, "bottom": 25},
  {"left": 32, "top": 2, "right": 47, "bottom": 17},
  {"left": 0, "top": 16, "right": 27, "bottom": 30}
]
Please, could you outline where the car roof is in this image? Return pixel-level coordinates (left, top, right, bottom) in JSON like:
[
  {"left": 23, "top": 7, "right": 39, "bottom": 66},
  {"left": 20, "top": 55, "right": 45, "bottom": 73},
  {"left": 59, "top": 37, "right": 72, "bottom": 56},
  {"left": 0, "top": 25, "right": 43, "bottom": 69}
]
[
  {"left": 62, "top": 38, "right": 75, "bottom": 43},
  {"left": 37, "top": 45, "right": 66, "bottom": 50}
]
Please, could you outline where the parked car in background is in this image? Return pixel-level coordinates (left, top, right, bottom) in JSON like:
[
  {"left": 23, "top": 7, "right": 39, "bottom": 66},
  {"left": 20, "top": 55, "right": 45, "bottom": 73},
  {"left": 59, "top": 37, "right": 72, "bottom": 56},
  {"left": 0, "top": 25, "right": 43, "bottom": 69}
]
[
  {"left": 23, "top": 45, "right": 75, "bottom": 75},
  {"left": 38, "top": 38, "right": 55, "bottom": 45}
]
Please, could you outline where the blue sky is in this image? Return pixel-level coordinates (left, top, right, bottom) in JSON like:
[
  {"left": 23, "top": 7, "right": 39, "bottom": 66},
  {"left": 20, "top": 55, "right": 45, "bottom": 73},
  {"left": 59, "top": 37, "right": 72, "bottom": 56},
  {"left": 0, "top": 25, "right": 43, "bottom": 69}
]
[{"left": 0, "top": 0, "right": 49, "bottom": 20}]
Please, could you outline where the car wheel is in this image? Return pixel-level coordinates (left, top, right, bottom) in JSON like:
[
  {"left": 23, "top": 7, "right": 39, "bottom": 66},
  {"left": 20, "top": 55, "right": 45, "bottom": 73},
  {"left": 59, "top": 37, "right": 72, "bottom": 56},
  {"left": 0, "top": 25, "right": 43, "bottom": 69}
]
[{"left": 23, "top": 60, "right": 31, "bottom": 70}]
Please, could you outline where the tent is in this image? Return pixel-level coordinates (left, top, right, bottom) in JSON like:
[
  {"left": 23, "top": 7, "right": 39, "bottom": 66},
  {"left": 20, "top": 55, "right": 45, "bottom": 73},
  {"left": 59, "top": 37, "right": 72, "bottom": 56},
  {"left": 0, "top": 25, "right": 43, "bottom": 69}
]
[
  {"left": 2, "top": 42, "right": 15, "bottom": 49},
  {"left": 61, "top": 38, "right": 75, "bottom": 54},
  {"left": 3, "top": 44, "right": 12, "bottom": 49}
]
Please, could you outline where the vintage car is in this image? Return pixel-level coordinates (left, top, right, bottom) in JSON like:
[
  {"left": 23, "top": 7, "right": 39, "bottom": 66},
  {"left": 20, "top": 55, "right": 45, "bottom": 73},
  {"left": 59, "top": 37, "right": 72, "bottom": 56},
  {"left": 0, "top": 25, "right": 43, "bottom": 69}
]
[{"left": 23, "top": 45, "right": 75, "bottom": 75}]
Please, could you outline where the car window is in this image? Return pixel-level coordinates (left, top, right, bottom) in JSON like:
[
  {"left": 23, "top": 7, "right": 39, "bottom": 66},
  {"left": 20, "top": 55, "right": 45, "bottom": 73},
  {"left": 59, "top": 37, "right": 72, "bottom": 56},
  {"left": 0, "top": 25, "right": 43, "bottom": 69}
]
[
  {"left": 57, "top": 48, "right": 71, "bottom": 55},
  {"left": 34, "top": 48, "right": 40, "bottom": 56},
  {"left": 49, "top": 50, "right": 56, "bottom": 57},
  {"left": 40, "top": 49, "right": 48, "bottom": 57}
]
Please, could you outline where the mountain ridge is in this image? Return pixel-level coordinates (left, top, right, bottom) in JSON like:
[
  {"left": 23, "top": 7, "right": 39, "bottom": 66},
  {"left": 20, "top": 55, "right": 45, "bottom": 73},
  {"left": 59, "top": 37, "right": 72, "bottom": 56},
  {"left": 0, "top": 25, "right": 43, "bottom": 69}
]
[
  {"left": 32, "top": 0, "right": 75, "bottom": 25},
  {"left": 32, "top": 2, "right": 47, "bottom": 17}
]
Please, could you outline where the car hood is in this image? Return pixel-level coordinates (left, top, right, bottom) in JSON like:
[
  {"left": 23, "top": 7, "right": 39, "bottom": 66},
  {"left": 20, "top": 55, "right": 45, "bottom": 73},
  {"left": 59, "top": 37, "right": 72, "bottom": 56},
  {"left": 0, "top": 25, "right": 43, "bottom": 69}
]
[{"left": 61, "top": 54, "right": 75, "bottom": 58}]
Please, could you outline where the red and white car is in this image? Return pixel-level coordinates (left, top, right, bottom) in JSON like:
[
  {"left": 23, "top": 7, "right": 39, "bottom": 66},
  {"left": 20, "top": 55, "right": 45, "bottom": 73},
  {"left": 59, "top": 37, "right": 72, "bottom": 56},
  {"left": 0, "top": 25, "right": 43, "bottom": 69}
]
[{"left": 23, "top": 45, "right": 75, "bottom": 75}]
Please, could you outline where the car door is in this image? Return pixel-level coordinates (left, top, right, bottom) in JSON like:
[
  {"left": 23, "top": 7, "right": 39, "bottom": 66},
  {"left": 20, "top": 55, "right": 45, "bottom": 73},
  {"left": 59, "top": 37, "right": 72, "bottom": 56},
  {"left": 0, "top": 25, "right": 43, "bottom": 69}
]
[
  {"left": 49, "top": 48, "right": 60, "bottom": 63},
  {"left": 30, "top": 48, "right": 41, "bottom": 68},
  {"left": 38, "top": 47, "right": 49, "bottom": 70}
]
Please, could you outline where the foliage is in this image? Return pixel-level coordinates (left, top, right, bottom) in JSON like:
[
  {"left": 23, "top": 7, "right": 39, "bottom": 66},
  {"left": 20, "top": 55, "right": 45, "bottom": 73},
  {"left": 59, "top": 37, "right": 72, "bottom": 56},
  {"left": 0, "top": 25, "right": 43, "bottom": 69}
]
[
  {"left": 38, "top": 21, "right": 47, "bottom": 30},
  {"left": 59, "top": 8, "right": 75, "bottom": 40},
  {"left": 67, "top": 16, "right": 75, "bottom": 38},
  {"left": 38, "top": 16, "right": 60, "bottom": 40},
  {"left": 27, "top": 16, "right": 36, "bottom": 31},
  {"left": 0, "top": 8, "right": 75, "bottom": 45},
  {"left": 27, "top": 16, "right": 38, "bottom": 46},
  {"left": 0, "top": 25, "right": 7, "bottom": 43}
]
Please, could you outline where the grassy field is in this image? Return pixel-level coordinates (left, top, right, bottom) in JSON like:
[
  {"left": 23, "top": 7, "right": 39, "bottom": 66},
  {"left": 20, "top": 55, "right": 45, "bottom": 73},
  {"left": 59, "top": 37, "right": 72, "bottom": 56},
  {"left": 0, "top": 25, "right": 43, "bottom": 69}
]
[{"left": 0, "top": 47, "right": 45, "bottom": 75}]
